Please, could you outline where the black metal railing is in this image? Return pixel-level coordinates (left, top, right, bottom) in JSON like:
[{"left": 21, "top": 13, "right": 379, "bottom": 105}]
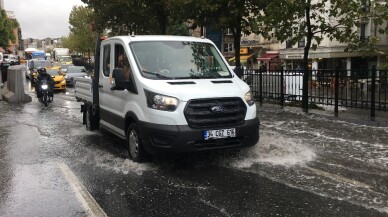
[{"left": 243, "top": 67, "right": 388, "bottom": 116}]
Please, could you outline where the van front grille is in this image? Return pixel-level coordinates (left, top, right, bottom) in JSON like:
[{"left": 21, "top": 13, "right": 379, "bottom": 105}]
[{"left": 184, "top": 98, "right": 246, "bottom": 129}]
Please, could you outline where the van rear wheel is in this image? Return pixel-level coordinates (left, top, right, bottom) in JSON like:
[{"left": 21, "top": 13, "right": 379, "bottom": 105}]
[
  {"left": 85, "top": 105, "right": 97, "bottom": 131},
  {"left": 127, "top": 123, "right": 146, "bottom": 163}
]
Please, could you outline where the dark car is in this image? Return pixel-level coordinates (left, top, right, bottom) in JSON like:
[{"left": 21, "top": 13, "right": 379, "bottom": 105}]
[{"left": 65, "top": 66, "right": 87, "bottom": 86}]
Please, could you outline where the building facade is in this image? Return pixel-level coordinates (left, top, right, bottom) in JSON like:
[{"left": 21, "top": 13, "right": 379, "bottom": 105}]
[
  {"left": 209, "top": 0, "right": 387, "bottom": 74},
  {"left": 279, "top": 0, "right": 387, "bottom": 73}
]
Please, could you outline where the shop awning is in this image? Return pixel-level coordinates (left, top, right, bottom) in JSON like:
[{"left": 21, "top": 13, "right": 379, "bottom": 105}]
[
  {"left": 229, "top": 54, "right": 254, "bottom": 63},
  {"left": 257, "top": 52, "right": 279, "bottom": 61}
]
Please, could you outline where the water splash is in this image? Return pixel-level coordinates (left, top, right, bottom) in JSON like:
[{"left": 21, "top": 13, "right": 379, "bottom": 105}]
[{"left": 229, "top": 131, "right": 316, "bottom": 168}]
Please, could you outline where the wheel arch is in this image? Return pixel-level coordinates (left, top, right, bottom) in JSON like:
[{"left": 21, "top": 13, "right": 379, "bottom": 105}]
[{"left": 125, "top": 111, "right": 139, "bottom": 137}]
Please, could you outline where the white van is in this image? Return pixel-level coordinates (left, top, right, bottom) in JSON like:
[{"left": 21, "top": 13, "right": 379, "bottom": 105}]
[{"left": 75, "top": 35, "right": 260, "bottom": 162}]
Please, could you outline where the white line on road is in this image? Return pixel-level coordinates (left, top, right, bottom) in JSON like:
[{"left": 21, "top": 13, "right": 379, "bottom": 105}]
[
  {"left": 59, "top": 163, "right": 108, "bottom": 217},
  {"left": 306, "top": 167, "right": 372, "bottom": 189}
]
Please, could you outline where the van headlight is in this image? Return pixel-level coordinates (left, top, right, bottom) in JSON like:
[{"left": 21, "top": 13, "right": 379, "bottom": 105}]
[
  {"left": 145, "top": 89, "right": 179, "bottom": 112},
  {"left": 245, "top": 91, "right": 255, "bottom": 106}
]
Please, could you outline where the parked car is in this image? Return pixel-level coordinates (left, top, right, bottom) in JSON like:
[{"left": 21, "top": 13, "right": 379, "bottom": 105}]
[
  {"left": 59, "top": 63, "right": 73, "bottom": 74},
  {"left": 3, "top": 54, "right": 19, "bottom": 65},
  {"left": 46, "top": 68, "right": 66, "bottom": 91},
  {"left": 65, "top": 66, "right": 87, "bottom": 86}
]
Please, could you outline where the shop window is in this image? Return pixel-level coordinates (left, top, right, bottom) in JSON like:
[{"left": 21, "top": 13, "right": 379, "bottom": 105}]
[{"left": 298, "top": 38, "right": 305, "bottom": 48}]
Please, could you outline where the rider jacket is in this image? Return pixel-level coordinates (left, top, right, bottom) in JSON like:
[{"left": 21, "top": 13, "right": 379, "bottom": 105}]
[{"left": 36, "top": 73, "right": 55, "bottom": 97}]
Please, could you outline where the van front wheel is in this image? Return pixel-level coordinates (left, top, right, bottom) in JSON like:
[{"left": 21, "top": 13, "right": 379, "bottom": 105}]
[{"left": 127, "top": 123, "right": 146, "bottom": 163}]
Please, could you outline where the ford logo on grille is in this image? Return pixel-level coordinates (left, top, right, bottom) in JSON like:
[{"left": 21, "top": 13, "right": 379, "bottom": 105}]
[{"left": 210, "top": 105, "right": 226, "bottom": 113}]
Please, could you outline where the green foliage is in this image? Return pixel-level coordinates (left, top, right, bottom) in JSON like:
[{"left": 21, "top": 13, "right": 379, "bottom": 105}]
[
  {"left": 81, "top": 0, "right": 175, "bottom": 35},
  {"left": 80, "top": 0, "right": 266, "bottom": 69},
  {"left": 0, "top": 9, "right": 18, "bottom": 49},
  {"left": 167, "top": 22, "right": 190, "bottom": 36},
  {"left": 378, "top": 62, "right": 388, "bottom": 70},
  {"left": 178, "top": 0, "right": 266, "bottom": 68},
  {"left": 63, "top": 6, "right": 98, "bottom": 54},
  {"left": 262, "top": 0, "right": 388, "bottom": 58}
]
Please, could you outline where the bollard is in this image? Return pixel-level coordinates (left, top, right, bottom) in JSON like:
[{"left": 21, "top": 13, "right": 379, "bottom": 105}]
[{"left": 1, "top": 65, "right": 32, "bottom": 103}]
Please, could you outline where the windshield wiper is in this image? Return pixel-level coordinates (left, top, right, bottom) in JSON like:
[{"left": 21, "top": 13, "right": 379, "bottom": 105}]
[
  {"left": 187, "top": 73, "right": 223, "bottom": 79},
  {"left": 141, "top": 70, "right": 172, "bottom": 80}
]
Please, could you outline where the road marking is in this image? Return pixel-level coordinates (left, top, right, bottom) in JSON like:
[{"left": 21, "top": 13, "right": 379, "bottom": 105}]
[
  {"left": 59, "top": 163, "right": 108, "bottom": 217},
  {"left": 306, "top": 167, "right": 372, "bottom": 189}
]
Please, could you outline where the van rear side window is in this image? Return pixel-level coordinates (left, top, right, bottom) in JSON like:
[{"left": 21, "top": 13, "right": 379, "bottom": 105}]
[{"left": 103, "top": 45, "right": 111, "bottom": 77}]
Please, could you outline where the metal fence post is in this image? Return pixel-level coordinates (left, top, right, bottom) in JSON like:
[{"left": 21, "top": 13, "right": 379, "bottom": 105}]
[
  {"left": 259, "top": 68, "right": 263, "bottom": 107},
  {"left": 280, "top": 66, "right": 284, "bottom": 108},
  {"left": 371, "top": 65, "right": 376, "bottom": 121},
  {"left": 334, "top": 66, "right": 339, "bottom": 117}
]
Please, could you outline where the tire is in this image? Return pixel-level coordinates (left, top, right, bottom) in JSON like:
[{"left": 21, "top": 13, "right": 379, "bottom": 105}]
[
  {"left": 43, "top": 92, "right": 48, "bottom": 107},
  {"left": 127, "top": 123, "right": 147, "bottom": 163},
  {"left": 85, "top": 105, "right": 97, "bottom": 131}
]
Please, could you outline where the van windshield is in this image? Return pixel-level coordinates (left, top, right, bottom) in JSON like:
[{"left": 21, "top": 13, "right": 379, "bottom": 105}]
[{"left": 130, "top": 41, "right": 232, "bottom": 80}]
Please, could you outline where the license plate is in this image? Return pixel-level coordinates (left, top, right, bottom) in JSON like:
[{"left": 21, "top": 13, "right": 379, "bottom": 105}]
[{"left": 203, "top": 128, "right": 236, "bottom": 140}]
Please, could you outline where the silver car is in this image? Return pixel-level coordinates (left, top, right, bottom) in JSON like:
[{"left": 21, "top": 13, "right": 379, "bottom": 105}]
[
  {"left": 65, "top": 66, "right": 87, "bottom": 86},
  {"left": 26, "top": 59, "right": 52, "bottom": 79}
]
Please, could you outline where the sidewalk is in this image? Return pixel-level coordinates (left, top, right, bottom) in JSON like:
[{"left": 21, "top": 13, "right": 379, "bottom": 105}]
[{"left": 258, "top": 103, "right": 388, "bottom": 127}]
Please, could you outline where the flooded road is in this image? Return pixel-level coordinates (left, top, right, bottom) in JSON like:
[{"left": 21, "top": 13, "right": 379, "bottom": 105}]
[{"left": 0, "top": 79, "right": 387, "bottom": 216}]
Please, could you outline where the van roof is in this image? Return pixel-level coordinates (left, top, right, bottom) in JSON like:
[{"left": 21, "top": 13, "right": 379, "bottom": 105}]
[{"left": 106, "top": 35, "right": 212, "bottom": 44}]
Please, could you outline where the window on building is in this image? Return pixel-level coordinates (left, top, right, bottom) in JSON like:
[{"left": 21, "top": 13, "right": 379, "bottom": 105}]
[
  {"left": 298, "top": 38, "right": 305, "bottom": 48},
  {"left": 223, "top": 43, "right": 233, "bottom": 52},
  {"left": 286, "top": 40, "right": 293, "bottom": 49},
  {"left": 360, "top": 23, "right": 367, "bottom": 41},
  {"left": 361, "top": 0, "right": 370, "bottom": 12},
  {"left": 226, "top": 28, "right": 233, "bottom": 35}
]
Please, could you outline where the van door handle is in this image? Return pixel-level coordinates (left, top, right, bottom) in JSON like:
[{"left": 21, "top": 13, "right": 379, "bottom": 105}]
[{"left": 98, "top": 84, "right": 103, "bottom": 88}]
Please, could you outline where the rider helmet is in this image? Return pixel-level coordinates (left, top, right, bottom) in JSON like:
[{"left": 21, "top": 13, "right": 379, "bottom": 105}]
[{"left": 37, "top": 67, "right": 47, "bottom": 75}]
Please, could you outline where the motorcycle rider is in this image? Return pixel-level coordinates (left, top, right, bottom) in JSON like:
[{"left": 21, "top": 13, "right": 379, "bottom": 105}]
[{"left": 35, "top": 67, "right": 54, "bottom": 101}]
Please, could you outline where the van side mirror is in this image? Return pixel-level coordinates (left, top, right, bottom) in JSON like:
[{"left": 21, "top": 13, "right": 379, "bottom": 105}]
[
  {"left": 111, "top": 68, "right": 126, "bottom": 90},
  {"left": 111, "top": 68, "right": 138, "bottom": 94}
]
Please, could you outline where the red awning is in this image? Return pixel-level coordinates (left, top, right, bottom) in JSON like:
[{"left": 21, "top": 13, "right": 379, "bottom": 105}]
[{"left": 257, "top": 53, "right": 279, "bottom": 61}]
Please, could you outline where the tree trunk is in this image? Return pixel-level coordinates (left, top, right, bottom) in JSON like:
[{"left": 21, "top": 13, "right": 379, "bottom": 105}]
[
  {"left": 302, "top": 1, "right": 313, "bottom": 113},
  {"left": 233, "top": 15, "right": 243, "bottom": 78}
]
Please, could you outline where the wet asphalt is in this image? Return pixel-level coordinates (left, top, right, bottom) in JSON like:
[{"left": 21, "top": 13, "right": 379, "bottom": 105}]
[{"left": 0, "top": 78, "right": 387, "bottom": 217}]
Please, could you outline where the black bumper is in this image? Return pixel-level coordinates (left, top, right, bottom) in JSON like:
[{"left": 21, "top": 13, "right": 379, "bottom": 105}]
[{"left": 138, "top": 118, "right": 260, "bottom": 154}]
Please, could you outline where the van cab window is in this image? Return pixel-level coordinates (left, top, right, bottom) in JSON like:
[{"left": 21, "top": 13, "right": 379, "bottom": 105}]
[
  {"left": 130, "top": 41, "right": 232, "bottom": 80},
  {"left": 103, "top": 44, "right": 111, "bottom": 77},
  {"left": 115, "top": 44, "right": 131, "bottom": 80}
]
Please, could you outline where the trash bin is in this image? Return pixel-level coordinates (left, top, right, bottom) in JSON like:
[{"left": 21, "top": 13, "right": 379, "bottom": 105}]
[{"left": 1, "top": 63, "right": 10, "bottom": 83}]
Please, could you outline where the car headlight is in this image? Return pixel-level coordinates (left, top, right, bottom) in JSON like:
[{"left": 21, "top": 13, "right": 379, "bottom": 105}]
[
  {"left": 41, "top": 84, "right": 48, "bottom": 90},
  {"left": 145, "top": 89, "right": 179, "bottom": 112},
  {"left": 245, "top": 91, "right": 255, "bottom": 106}
]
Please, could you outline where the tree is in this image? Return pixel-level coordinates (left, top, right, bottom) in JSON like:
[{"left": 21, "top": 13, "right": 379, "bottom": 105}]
[
  {"left": 63, "top": 6, "right": 98, "bottom": 55},
  {"left": 262, "top": 0, "right": 388, "bottom": 112},
  {"left": 0, "top": 9, "right": 19, "bottom": 50},
  {"left": 81, "top": 0, "right": 179, "bottom": 35},
  {"left": 178, "top": 0, "right": 266, "bottom": 78}
]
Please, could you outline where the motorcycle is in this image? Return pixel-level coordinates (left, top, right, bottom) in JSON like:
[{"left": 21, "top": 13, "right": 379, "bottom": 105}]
[{"left": 37, "top": 79, "right": 53, "bottom": 107}]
